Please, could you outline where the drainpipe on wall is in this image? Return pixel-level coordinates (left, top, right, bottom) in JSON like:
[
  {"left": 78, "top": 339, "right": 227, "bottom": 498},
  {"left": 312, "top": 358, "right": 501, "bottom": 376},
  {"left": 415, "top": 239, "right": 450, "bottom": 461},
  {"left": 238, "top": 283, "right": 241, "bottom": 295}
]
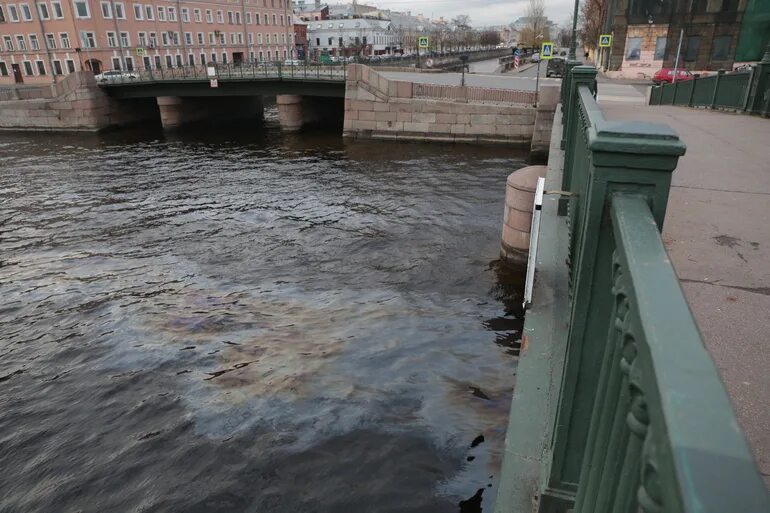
[{"left": 35, "top": 6, "right": 57, "bottom": 83}]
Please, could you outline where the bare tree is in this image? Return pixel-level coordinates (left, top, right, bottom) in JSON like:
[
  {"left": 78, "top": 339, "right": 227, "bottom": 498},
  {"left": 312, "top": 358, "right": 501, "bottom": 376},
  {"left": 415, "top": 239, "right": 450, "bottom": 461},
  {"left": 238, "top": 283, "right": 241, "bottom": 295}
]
[
  {"left": 520, "top": 0, "right": 550, "bottom": 48},
  {"left": 579, "top": 0, "right": 607, "bottom": 51},
  {"left": 557, "top": 15, "right": 573, "bottom": 48}
]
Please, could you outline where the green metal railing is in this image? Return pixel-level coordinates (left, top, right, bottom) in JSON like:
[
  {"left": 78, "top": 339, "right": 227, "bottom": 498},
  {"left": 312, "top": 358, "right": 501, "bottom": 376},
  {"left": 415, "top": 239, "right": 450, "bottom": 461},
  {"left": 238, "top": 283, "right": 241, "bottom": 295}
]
[
  {"left": 649, "top": 46, "right": 770, "bottom": 116},
  {"left": 543, "top": 64, "right": 770, "bottom": 512}
]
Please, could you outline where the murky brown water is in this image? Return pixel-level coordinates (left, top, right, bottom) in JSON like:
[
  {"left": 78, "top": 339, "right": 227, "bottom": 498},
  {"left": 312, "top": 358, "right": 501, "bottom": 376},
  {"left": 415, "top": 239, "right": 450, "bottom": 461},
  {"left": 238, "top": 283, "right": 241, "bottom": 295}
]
[{"left": 0, "top": 113, "right": 525, "bottom": 513}]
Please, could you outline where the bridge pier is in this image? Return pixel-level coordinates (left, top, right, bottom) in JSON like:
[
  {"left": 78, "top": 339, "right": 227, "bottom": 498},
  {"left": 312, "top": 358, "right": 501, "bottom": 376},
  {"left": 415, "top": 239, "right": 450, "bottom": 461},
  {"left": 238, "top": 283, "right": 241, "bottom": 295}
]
[
  {"left": 276, "top": 95, "right": 306, "bottom": 131},
  {"left": 156, "top": 96, "right": 264, "bottom": 131}
]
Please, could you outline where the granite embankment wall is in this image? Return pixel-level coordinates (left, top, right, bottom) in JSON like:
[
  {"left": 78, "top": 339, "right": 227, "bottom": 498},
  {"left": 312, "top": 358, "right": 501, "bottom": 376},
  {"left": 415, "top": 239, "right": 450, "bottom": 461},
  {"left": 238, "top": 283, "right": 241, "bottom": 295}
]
[
  {"left": 0, "top": 72, "right": 156, "bottom": 131},
  {"left": 343, "top": 64, "right": 557, "bottom": 149}
]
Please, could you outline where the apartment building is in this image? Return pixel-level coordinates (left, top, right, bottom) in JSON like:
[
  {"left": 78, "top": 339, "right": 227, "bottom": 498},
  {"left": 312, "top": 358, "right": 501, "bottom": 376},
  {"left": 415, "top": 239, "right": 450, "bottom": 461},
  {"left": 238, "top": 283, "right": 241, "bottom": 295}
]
[{"left": 0, "top": 0, "right": 295, "bottom": 85}]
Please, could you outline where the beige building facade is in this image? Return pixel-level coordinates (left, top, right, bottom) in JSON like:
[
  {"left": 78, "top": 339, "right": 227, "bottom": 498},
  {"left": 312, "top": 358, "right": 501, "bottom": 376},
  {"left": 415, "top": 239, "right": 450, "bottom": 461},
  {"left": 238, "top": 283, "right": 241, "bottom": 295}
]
[{"left": 0, "top": 0, "right": 295, "bottom": 85}]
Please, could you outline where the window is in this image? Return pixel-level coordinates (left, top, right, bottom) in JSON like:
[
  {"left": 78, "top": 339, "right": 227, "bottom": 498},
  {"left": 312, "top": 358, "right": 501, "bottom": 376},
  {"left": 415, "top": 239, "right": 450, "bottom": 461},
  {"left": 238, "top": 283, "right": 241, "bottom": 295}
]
[
  {"left": 66, "top": 59, "right": 75, "bottom": 72},
  {"left": 51, "top": 1, "right": 62, "bottom": 18},
  {"left": 59, "top": 32, "right": 69, "bottom": 48},
  {"left": 288, "top": 15, "right": 291, "bottom": 24},
  {"left": 712, "top": 35, "right": 731, "bottom": 60},
  {"left": 0, "top": 6, "right": 6, "bottom": 22},
  {"left": 172, "top": 32, "right": 179, "bottom": 45},
  {"left": 258, "top": 50, "right": 263, "bottom": 60},
  {"left": 187, "top": 53, "right": 194, "bottom": 65},
  {"left": 684, "top": 36, "right": 700, "bottom": 61},
  {"left": 248, "top": 33, "right": 253, "bottom": 44},
  {"left": 199, "top": 53, "right": 205, "bottom": 64},
  {"left": 138, "top": 31, "right": 146, "bottom": 46},
  {"left": 120, "top": 31, "right": 129, "bottom": 46},
  {"left": 16, "top": 35, "right": 26, "bottom": 50},
  {"left": 46, "top": 33, "right": 56, "bottom": 48},
  {"left": 51, "top": 60, "right": 61, "bottom": 74},
  {"left": 154, "top": 55, "right": 161, "bottom": 68},
  {"left": 205, "top": 9, "right": 212, "bottom": 22},
  {"left": 280, "top": 15, "right": 283, "bottom": 25},
  {"left": 315, "top": 37, "right": 319, "bottom": 46},
  {"left": 210, "top": 52, "right": 216, "bottom": 62},
  {"left": 175, "top": 54, "right": 182, "bottom": 66},
  {"left": 100, "top": 1, "right": 111, "bottom": 18},
  {"left": 20, "top": 3, "right": 32, "bottom": 20},
  {"left": 626, "top": 37, "right": 642, "bottom": 60},
  {"left": 165, "top": 54, "right": 172, "bottom": 67},
  {"left": 167, "top": 6, "right": 175, "bottom": 21},
  {"left": 235, "top": 11, "right": 241, "bottom": 24},
  {"left": 8, "top": 4, "right": 19, "bottom": 21},
  {"left": 282, "top": 33, "right": 286, "bottom": 44},
  {"left": 273, "top": 33, "right": 277, "bottom": 44},
  {"left": 229, "top": 32, "right": 235, "bottom": 44},
  {"left": 112, "top": 57, "right": 121, "bottom": 69},
  {"left": 272, "top": 14, "right": 276, "bottom": 25},
  {"left": 114, "top": 2, "right": 124, "bottom": 18},
  {"left": 654, "top": 36, "right": 666, "bottom": 60},
  {"left": 3, "top": 36, "right": 13, "bottom": 51},
  {"left": 184, "top": 32, "right": 192, "bottom": 45},
  {"left": 81, "top": 31, "right": 95, "bottom": 47},
  {"left": 237, "top": 32, "right": 242, "bottom": 44},
  {"left": 216, "top": 10, "right": 223, "bottom": 23},
  {"left": 264, "top": 13, "right": 268, "bottom": 24},
  {"left": 157, "top": 6, "right": 165, "bottom": 20},
  {"left": 73, "top": 0, "right": 89, "bottom": 18},
  {"left": 197, "top": 32, "right": 203, "bottom": 44},
  {"left": 161, "top": 32, "right": 168, "bottom": 45},
  {"left": 181, "top": 7, "right": 188, "bottom": 22},
  {"left": 133, "top": 3, "right": 142, "bottom": 19},
  {"left": 222, "top": 52, "right": 227, "bottom": 63},
  {"left": 107, "top": 31, "right": 116, "bottom": 47},
  {"left": 125, "top": 56, "right": 133, "bottom": 70},
  {"left": 219, "top": 33, "right": 225, "bottom": 44},
  {"left": 149, "top": 32, "right": 156, "bottom": 46},
  {"left": 208, "top": 32, "right": 214, "bottom": 44},
  {"left": 29, "top": 34, "right": 39, "bottom": 49},
  {"left": 0, "top": 62, "right": 9, "bottom": 76},
  {"left": 257, "top": 33, "right": 262, "bottom": 44},
  {"left": 227, "top": 10, "right": 233, "bottom": 23},
  {"left": 194, "top": 8, "right": 200, "bottom": 22},
  {"left": 327, "top": 37, "right": 332, "bottom": 46},
  {"left": 144, "top": 4, "right": 153, "bottom": 20},
  {"left": 255, "top": 11, "right": 260, "bottom": 24},
  {"left": 23, "top": 61, "right": 33, "bottom": 75},
  {"left": 246, "top": 12, "right": 251, "bottom": 23},
  {"left": 38, "top": 2, "right": 50, "bottom": 19},
  {"left": 249, "top": 50, "right": 254, "bottom": 60}
]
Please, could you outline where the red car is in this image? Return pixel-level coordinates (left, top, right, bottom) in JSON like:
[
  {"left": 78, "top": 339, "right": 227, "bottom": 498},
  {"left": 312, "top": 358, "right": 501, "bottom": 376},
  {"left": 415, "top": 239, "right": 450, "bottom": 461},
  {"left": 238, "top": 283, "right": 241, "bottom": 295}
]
[{"left": 653, "top": 68, "right": 694, "bottom": 85}]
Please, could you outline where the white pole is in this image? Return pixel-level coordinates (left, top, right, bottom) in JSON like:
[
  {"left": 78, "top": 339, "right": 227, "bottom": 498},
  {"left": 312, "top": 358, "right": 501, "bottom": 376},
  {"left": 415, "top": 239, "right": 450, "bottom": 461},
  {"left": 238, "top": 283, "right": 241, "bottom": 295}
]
[{"left": 673, "top": 28, "right": 684, "bottom": 83}]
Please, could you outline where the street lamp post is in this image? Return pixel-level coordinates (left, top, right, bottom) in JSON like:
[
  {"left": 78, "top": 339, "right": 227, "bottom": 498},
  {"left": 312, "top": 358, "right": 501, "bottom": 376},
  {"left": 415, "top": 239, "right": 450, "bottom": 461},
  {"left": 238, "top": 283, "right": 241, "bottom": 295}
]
[{"left": 568, "top": 0, "right": 580, "bottom": 60}]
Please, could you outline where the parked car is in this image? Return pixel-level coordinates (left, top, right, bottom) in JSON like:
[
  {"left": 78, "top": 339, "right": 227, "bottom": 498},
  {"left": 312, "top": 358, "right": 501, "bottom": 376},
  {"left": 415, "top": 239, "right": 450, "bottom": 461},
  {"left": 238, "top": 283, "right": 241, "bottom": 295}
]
[
  {"left": 283, "top": 59, "right": 303, "bottom": 66},
  {"left": 652, "top": 68, "right": 694, "bottom": 85},
  {"left": 94, "top": 70, "right": 138, "bottom": 83},
  {"left": 531, "top": 52, "right": 541, "bottom": 63},
  {"left": 546, "top": 57, "right": 565, "bottom": 78}
]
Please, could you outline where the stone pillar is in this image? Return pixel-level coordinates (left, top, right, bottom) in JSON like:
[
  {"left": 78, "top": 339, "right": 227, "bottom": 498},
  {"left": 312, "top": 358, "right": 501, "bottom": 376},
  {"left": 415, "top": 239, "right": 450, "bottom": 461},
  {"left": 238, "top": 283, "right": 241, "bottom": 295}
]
[
  {"left": 500, "top": 165, "right": 547, "bottom": 266},
  {"left": 157, "top": 96, "right": 193, "bottom": 130},
  {"left": 276, "top": 94, "right": 304, "bottom": 131},
  {"left": 531, "top": 85, "right": 560, "bottom": 161}
]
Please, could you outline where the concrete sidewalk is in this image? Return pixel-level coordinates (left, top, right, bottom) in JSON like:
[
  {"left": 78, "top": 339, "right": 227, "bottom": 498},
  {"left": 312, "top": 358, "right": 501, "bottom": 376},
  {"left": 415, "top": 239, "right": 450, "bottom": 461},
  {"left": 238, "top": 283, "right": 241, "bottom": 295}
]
[{"left": 602, "top": 104, "right": 770, "bottom": 486}]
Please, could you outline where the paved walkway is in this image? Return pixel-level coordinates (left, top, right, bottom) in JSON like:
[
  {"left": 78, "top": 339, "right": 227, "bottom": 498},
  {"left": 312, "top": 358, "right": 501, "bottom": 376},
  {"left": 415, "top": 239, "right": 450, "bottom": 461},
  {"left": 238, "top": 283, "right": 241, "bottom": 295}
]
[{"left": 601, "top": 103, "right": 770, "bottom": 486}]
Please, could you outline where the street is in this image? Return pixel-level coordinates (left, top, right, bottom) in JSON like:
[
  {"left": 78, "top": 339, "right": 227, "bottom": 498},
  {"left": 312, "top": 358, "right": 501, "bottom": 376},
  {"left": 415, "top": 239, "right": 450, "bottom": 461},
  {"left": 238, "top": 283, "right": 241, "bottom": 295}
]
[{"left": 382, "top": 58, "right": 560, "bottom": 91}]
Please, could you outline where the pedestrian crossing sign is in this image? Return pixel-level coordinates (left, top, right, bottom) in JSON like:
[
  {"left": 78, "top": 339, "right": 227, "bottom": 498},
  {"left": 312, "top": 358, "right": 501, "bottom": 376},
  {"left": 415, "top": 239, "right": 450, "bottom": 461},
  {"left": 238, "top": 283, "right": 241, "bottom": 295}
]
[
  {"left": 418, "top": 36, "right": 430, "bottom": 49},
  {"left": 599, "top": 34, "right": 612, "bottom": 48},
  {"left": 541, "top": 42, "right": 554, "bottom": 60}
]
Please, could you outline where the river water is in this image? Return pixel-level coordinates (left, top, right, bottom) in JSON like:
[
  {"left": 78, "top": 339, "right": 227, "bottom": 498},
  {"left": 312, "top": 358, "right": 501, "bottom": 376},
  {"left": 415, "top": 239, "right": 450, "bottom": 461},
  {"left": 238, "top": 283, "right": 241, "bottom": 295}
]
[{"left": 0, "top": 112, "right": 525, "bottom": 513}]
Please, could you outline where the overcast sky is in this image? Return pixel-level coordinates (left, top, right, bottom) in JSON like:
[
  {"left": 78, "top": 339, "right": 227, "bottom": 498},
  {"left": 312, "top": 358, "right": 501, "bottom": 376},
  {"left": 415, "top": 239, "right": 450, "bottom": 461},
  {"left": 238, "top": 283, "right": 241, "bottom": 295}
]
[{"left": 362, "top": 0, "right": 575, "bottom": 28}]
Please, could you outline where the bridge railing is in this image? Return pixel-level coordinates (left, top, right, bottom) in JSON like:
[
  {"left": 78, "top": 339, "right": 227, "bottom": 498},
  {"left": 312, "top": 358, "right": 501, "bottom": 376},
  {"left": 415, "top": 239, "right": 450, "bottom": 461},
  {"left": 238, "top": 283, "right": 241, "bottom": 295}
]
[
  {"left": 413, "top": 82, "right": 536, "bottom": 104},
  {"left": 98, "top": 61, "right": 348, "bottom": 85},
  {"left": 537, "top": 64, "right": 770, "bottom": 512},
  {"left": 649, "top": 49, "right": 770, "bottom": 116}
]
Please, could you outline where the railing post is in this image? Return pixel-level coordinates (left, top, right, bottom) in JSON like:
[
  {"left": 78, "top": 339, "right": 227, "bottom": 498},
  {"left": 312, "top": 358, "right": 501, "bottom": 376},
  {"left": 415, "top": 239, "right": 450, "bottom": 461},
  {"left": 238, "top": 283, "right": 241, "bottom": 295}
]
[
  {"left": 547, "top": 105, "right": 686, "bottom": 509},
  {"left": 671, "top": 79, "right": 679, "bottom": 105},
  {"left": 561, "top": 60, "right": 583, "bottom": 150},
  {"left": 560, "top": 66, "right": 597, "bottom": 216},
  {"left": 688, "top": 75, "right": 697, "bottom": 106}
]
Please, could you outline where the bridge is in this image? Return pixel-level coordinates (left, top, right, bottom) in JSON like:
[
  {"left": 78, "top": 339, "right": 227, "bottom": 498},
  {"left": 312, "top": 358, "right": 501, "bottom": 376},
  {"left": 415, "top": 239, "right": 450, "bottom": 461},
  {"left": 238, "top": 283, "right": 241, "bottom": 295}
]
[{"left": 494, "top": 58, "right": 770, "bottom": 512}]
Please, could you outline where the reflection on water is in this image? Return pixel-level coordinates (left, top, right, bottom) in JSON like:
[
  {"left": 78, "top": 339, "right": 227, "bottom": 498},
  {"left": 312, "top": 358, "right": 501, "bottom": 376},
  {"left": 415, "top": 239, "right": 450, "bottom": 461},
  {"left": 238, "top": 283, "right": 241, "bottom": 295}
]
[{"left": 0, "top": 115, "right": 526, "bottom": 513}]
